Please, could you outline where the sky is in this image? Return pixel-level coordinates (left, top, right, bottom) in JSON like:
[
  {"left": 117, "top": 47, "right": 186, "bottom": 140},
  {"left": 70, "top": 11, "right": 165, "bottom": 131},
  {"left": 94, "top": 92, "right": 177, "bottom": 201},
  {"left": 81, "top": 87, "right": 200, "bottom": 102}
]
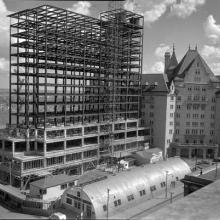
[{"left": 0, "top": 0, "right": 220, "bottom": 88}]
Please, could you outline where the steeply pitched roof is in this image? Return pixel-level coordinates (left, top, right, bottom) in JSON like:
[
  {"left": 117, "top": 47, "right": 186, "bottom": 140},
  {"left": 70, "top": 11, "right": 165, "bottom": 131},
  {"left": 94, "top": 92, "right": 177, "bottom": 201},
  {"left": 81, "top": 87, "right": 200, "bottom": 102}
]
[
  {"left": 141, "top": 73, "right": 169, "bottom": 93},
  {"left": 173, "top": 49, "right": 220, "bottom": 82},
  {"left": 167, "top": 50, "right": 178, "bottom": 70},
  {"left": 30, "top": 174, "right": 79, "bottom": 189}
]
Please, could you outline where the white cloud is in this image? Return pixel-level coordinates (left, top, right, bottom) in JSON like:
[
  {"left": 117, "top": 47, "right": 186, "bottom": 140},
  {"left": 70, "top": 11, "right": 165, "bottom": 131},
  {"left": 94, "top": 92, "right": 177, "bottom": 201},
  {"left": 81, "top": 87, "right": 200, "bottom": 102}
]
[
  {"left": 0, "top": 0, "right": 12, "bottom": 48},
  {"left": 204, "top": 15, "right": 220, "bottom": 45},
  {"left": 151, "top": 61, "right": 164, "bottom": 72},
  {"left": 0, "top": 58, "right": 9, "bottom": 71},
  {"left": 170, "top": 0, "right": 205, "bottom": 18},
  {"left": 124, "top": 0, "right": 205, "bottom": 25},
  {"left": 201, "top": 45, "right": 220, "bottom": 58},
  {"left": 144, "top": 2, "right": 168, "bottom": 24},
  {"left": 209, "top": 63, "right": 220, "bottom": 74},
  {"left": 155, "top": 44, "right": 170, "bottom": 58},
  {"left": 68, "top": 1, "right": 91, "bottom": 16}
]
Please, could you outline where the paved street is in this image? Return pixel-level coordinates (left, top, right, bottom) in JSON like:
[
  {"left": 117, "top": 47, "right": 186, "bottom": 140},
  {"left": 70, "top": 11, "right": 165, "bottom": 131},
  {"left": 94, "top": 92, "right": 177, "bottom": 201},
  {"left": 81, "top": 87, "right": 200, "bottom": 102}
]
[{"left": 0, "top": 202, "right": 47, "bottom": 219}]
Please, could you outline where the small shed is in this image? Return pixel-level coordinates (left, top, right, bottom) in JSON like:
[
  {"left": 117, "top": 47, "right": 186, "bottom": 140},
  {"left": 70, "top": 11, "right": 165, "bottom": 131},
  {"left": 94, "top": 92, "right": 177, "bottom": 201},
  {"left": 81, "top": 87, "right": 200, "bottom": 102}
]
[
  {"left": 131, "top": 148, "right": 163, "bottom": 165},
  {"left": 119, "top": 158, "right": 135, "bottom": 169},
  {"left": 29, "top": 174, "right": 79, "bottom": 201}
]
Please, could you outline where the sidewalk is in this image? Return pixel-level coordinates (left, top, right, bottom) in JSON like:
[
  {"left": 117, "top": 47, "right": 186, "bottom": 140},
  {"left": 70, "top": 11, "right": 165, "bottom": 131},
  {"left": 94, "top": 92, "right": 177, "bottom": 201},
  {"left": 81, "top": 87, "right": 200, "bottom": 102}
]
[{"left": 109, "top": 182, "right": 184, "bottom": 219}]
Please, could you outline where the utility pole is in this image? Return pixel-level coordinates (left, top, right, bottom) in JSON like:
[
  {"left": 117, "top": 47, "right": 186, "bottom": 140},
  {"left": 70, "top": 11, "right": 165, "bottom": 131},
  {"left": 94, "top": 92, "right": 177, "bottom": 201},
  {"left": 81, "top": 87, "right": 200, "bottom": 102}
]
[
  {"left": 107, "top": 188, "right": 110, "bottom": 220},
  {"left": 165, "top": 171, "right": 168, "bottom": 198},
  {"left": 80, "top": 186, "right": 83, "bottom": 220},
  {"left": 215, "top": 148, "right": 219, "bottom": 179},
  {"left": 170, "top": 192, "right": 174, "bottom": 203},
  {"left": 195, "top": 148, "right": 198, "bottom": 171},
  {"left": 9, "top": 162, "right": 12, "bottom": 186}
]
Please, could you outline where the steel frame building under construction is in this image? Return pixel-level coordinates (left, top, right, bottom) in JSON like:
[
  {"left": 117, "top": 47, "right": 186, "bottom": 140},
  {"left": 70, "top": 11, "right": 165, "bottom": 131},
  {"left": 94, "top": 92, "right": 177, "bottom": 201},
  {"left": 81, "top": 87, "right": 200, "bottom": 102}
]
[{"left": 0, "top": 5, "right": 150, "bottom": 188}]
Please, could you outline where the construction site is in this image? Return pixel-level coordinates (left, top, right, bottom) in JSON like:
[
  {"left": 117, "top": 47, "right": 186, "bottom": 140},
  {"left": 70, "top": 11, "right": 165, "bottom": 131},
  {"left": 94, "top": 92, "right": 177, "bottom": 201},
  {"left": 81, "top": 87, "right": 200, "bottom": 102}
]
[{"left": 0, "top": 5, "right": 150, "bottom": 189}]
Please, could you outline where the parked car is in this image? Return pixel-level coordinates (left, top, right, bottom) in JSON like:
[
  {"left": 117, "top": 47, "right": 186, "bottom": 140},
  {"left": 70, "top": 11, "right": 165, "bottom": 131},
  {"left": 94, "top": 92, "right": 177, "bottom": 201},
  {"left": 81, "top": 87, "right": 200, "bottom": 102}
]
[
  {"left": 49, "top": 212, "right": 66, "bottom": 220},
  {"left": 213, "top": 157, "right": 220, "bottom": 162}
]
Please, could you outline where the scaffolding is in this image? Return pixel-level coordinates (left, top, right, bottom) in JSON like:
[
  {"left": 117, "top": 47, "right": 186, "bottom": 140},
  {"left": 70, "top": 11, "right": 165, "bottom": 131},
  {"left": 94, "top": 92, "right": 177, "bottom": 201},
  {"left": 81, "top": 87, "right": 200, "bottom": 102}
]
[
  {"left": 9, "top": 5, "right": 144, "bottom": 130},
  {"left": 3, "top": 5, "right": 146, "bottom": 186}
]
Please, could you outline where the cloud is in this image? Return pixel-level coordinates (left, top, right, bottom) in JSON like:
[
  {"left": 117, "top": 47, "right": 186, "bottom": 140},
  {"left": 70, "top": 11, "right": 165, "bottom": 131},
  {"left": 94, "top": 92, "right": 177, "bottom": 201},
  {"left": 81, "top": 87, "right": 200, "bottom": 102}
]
[
  {"left": 204, "top": 15, "right": 220, "bottom": 45},
  {"left": 170, "top": 0, "right": 205, "bottom": 18},
  {"left": 0, "top": 57, "right": 9, "bottom": 72},
  {"left": 0, "top": 0, "right": 12, "bottom": 49},
  {"left": 155, "top": 44, "right": 171, "bottom": 58},
  {"left": 124, "top": 0, "right": 205, "bottom": 25},
  {"left": 151, "top": 61, "right": 164, "bottom": 72},
  {"left": 68, "top": 1, "right": 91, "bottom": 16},
  {"left": 144, "top": 2, "right": 168, "bottom": 24},
  {"left": 209, "top": 63, "right": 220, "bottom": 74},
  {"left": 201, "top": 45, "right": 220, "bottom": 58}
]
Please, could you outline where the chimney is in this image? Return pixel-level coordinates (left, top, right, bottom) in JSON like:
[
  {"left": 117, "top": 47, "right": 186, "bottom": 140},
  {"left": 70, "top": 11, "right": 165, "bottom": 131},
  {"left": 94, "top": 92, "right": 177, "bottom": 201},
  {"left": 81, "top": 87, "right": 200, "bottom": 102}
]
[{"left": 164, "top": 52, "right": 171, "bottom": 73}]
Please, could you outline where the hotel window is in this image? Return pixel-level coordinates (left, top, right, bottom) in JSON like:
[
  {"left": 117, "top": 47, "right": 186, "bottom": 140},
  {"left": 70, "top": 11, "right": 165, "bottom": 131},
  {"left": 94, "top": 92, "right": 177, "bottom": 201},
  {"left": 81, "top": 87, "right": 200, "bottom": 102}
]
[
  {"left": 211, "top": 106, "right": 215, "bottom": 111},
  {"left": 188, "top": 87, "right": 192, "bottom": 91},
  {"left": 186, "top": 113, "right": 190, "bottom": 118},
  {"left": 200, "top": 122, "right": 204, "bottom": 127},
  {"left": 200, "top": 130, "right": 204, "bottom": 134},
  {"left": 177, "top": 96, "right": 181, "bottom": 101},
  {"left": 202, "top": 96, "right": 206, "bottom": 101},
  {"left": 185, "top": 129, "right": 190, "bottom": 134},
  {"left": 201, "top": 104, "right": 205, "bottom": 110},
  {"left": 187, "top": 104, "right": 191, "bottom": 110},
  {"left": 170, "top": 121, "right": 173, "bottom": 126},
  {"left": 212, "top": 97, "right": 216, "bottom": 103},
  {"left": 169, "top": 129, "right": 173, "bottom": 134},
  {"left": 149, "top": 112, "right": 154, "bottom": 117},
  {"left": 210, "top": 130, "right": 214, "bottom": 136},
  {"left": 176, "top": 113, "right": 180, "bottom": 118},
  {"left": 175, "top": 129, "right": 179, "bottom": 134},
  {"left": 170, "top": 105, "right": 174, "bottom": 109},
  {"left": 192, "top": 129, "right": 198, "bottom": 134},
  {"left": 170, "top": 113, "right": 174, "bottom": 117},
  {"left": 211, "top": 114, "right": 215, "bottom": 119},
  {"left": 177, "top": 105, "right": 181, "bottom": 110}
]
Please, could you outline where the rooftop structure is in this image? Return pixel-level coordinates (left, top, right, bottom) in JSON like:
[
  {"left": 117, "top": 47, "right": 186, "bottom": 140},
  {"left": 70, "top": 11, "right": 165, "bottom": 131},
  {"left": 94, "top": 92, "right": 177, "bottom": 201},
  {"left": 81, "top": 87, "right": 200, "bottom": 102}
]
[
  {"left": 142, "top": 178, "right": 220, "bottom": 220},
  {"left": 0, "top": 5, "right": 150, "bottom": 188}
]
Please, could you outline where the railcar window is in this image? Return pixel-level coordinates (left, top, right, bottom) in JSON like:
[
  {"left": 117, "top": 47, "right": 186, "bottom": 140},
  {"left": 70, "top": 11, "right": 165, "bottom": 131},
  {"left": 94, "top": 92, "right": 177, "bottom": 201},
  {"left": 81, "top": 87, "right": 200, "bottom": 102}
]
[
  {"left": 127, "top": 194, "right": 135, "bottom": 201},
  {"left": 103, "top": 205, "right": 107, "bottom": 212},
  {"left": 139, "top": 190, "right": 146, "bottom": 196},
  {"left": 150, "top": 185, "right": 156, "bottom": 191},
  {"left": 160, "top": 182, "right": 166, "bottom": 188},
  {"left": 114, "top": 199, "right": 122, "bottom": 207}
]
